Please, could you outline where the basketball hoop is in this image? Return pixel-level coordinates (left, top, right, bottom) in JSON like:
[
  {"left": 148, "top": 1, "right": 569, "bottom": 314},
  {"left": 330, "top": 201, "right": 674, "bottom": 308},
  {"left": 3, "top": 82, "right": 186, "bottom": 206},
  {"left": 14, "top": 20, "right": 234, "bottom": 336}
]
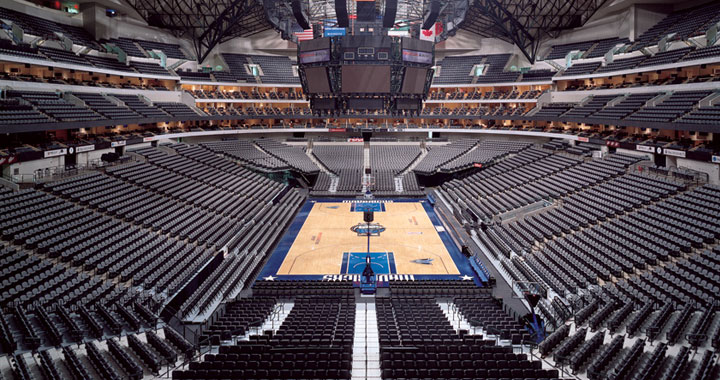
[
  {"left": 362, "top": 175, "right": 376, "bottom": 199},
  {"left": 363, "top": 175, "right": 376, "bottom": 188}
]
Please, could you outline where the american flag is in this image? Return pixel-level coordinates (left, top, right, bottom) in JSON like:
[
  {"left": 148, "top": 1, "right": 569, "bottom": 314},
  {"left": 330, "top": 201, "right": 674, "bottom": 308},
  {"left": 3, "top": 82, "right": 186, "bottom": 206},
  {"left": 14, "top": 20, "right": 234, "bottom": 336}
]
[{"left": 294, "top": 26, "right": 314, "bottom": 41}]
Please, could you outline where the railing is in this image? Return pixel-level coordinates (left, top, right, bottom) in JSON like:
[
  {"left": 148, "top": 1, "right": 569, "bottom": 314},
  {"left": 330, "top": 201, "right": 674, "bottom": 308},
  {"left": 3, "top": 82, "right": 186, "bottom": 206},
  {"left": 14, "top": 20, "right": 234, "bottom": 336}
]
[
  {"left": 442, "top": 301, "right": 465, "bottom": 333},
  {"left": 634, "top": 162, "right": 709, "bottom": 186},
  {"left": 496, "top": 200, "right": 551, "bottom": 223},
  {"left": 4, "top": 155, "right": 141, "bottom": 184},
  {"left": 163, "top": 301, "right": 291, "bottom": 377},
  {"left": 244, "top": 302, "right": 287, "bottom": 341},
  {"left": 5, "top": 161, "right": 97, "bottom": 184},
  {"left": 156, "top": 303, "right": 209, "bottom": 378}
]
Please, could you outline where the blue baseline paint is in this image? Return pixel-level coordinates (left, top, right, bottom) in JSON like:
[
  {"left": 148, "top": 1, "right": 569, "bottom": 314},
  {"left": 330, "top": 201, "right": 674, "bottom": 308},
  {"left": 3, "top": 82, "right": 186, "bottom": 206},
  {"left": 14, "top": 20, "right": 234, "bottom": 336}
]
[
  {"left": 469, "top": 256, "right": 490, "bottom": 284},
  {"left": 419, "top": 201, "right": 481, "bottom": 286},
  {"left": 257, "top": 199, "right": 315, "bottom": 279},
  {"left": 351, "top": 202, "right": 385, "bottom": 212},
  {"left": 388, "top": 251, "right": 397, "bottom": 273},
  {"left": 256, "top": 198, "right": 480, "bottom": 285},
  {"left": 340, "top": 252, "right": 349, "bottom": 274},
  {"left": 345, "top": 252, "right": 394, "bottom": 274}
]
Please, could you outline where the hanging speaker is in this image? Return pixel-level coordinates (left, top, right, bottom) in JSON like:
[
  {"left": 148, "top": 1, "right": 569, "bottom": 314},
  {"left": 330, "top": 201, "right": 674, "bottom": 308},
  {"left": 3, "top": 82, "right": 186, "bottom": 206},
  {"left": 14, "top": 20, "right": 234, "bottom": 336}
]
[
  {"left": 382, "top": 0, "right": 398, "bottom": 28},
  {"left": 422, "top": 0, "right": 441, "bottom": 30},
  {"left": 356, "top": 0, "right": 376, "bottom": 22},
  {"left": 335, "top": 0, "right": 349, "bottom": 28},
  {"left": 291, "top": 0, "right": 311, "bottom": 30}
]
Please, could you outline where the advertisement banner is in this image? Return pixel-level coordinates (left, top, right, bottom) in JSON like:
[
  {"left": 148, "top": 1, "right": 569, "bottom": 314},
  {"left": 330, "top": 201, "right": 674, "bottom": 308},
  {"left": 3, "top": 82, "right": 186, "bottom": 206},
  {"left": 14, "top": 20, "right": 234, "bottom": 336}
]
[
  {"left": 76, "top": 145, "right": 95, "bottom": 153},
  {"left": 636, "top": 145, "right": 655, "bottom": 153},
  {"left": 388, "top": 28, "right": 410, "bottom": 37},
  {"left": 44, "top": 149, "right": 67, "bottom": 158},
  {"left": 299, "top": 49, "right": 331, "bottom": 64},
  {"left": 402, "top": 49, "right": 433, "bottom": 64},
  {"left": 324, "top": 27, "right": 346, "bottom": 37},
  {"left": 664, "top": 149, "right": 686, "bottom": 158}
]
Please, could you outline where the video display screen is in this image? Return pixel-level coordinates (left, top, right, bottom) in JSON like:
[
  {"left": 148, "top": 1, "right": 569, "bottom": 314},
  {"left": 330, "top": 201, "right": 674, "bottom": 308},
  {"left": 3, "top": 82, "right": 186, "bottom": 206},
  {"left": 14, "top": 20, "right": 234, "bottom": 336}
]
[
  {"left": 396, "top": 98, "right": 421, "bottom": 110},
  {"left": 312, "top": 98, "right": 336, "bottom": 109},
  {"left": 299, "top": 49, "right": 330, "bottom": 64},
  {"left": 401, "top": 67, "right": 428, "bottom": 94},
  {"left": 402, "top": 49, "right": 433, "bottom": 64},
  {"left": 348, "top": 98, "right": 384, "bottom": 110},
  {"left": 304, "top": 67, "right": 332, "bottom": 93},
  {"left": 341, "top": 65, "right": 391, "bottom": 93}
]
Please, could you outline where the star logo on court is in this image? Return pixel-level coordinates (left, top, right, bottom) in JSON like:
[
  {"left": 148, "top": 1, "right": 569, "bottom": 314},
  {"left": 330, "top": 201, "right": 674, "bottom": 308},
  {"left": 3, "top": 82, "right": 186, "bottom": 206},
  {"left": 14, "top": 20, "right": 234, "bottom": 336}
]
[
  {"left": 460, "top": 275, "right": 473, "bottom": 281},
  {"left": 263, "top": 275, "right": 277, "bottom": 281}
]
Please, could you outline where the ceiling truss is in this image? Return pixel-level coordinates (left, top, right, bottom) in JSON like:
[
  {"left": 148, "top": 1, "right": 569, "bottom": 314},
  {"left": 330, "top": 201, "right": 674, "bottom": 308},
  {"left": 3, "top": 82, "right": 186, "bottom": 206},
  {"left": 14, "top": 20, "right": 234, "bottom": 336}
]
[
  {"left": 124, "top": 0, "right": 608, "bottom": 63},
  {"left": 125, "top": 0, "right": 270, "bottom": 63},
  {"left": 462, "top": 0, "right": 609, "bottom": 62}
]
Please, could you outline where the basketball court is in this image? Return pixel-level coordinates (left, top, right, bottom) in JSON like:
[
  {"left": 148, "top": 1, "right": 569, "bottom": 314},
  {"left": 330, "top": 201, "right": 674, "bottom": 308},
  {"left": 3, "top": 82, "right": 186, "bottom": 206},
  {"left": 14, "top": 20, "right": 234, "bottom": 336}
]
[{"left": 259, "top": 199, "right": 474, "bottom": 281}]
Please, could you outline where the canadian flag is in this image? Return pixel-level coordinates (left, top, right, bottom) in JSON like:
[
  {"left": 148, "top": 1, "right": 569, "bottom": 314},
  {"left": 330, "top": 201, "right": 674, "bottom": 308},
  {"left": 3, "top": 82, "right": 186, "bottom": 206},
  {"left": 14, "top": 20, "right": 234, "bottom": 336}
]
[{"left": 420, "top": 22, "right": 442, "bottom": 42}]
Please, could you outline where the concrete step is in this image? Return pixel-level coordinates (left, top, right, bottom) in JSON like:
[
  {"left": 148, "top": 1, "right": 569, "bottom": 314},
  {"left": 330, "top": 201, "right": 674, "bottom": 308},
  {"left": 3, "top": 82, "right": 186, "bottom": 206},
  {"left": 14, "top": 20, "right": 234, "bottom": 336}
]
[{"left": 352, "top": 301, "right": 381, "bottom": 380}]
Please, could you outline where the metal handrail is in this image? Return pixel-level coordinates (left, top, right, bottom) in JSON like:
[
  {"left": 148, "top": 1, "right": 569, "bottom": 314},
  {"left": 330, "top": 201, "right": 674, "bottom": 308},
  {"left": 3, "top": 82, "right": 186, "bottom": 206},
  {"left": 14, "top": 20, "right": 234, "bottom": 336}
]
[{"left": 4, "top": 155, "right": 140, "bottom": 184}]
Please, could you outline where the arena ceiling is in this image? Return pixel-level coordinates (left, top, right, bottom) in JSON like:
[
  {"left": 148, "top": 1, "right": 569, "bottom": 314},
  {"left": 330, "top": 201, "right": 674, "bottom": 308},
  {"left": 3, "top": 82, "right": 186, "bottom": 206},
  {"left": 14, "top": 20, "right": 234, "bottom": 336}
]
[
  {"left": 124, "top": 0, "right": 609, "bottom": 63},
  {"left": 462, "top": 0, "right": 610, "bottom": 62},
  {"left": 124, "top": 0, "right": 270, "bottom": 62},
  {"left": 304, "top": 0, "right": 425, "bottom": 27}
]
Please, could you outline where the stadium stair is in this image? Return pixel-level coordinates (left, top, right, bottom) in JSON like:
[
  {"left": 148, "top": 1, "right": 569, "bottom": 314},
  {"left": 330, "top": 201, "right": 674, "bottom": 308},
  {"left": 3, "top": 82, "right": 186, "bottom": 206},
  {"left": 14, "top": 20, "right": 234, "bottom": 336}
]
[
  {"left": 364, "top": 146, "right": 371, "bottom": 171},
  {"left": 543, "top": 60, "right": 565, "bottom": 71},
  {"left": 394, "top": 177, "right": 403, "bottom": 193},
  {"left": 399, "top": 147, "right": 428, "bottom": 175},
  {"left": 438, "top": 301, "right": 476, "bottom": 336},
  {"left": 306, "top": 147, "right": 333, "bottom": 174},
  {"left": 235, "top": 301, "right": 294, "bottom": 343},
  {"left": 329, "top": 175, "right": 340, "bottom": 193},
  {"left": 168, "top": 59, "right": 189, "bottom": 71},
  {"left": 352, "top": 301, "right": 381, "bottom": 380}
]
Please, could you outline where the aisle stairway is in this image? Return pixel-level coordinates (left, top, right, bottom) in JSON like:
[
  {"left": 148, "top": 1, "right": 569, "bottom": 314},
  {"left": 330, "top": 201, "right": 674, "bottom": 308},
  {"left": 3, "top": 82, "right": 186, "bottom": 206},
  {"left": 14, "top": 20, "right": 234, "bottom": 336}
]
[
  {"left": 352, "top": 301, "right": 381, "bottom": 380},
  {"left": 394, "top": 177, "right": 403, "bottom": 193},
  {"left": 235, "top": 301, "right": 294, "bottom": 342}
]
